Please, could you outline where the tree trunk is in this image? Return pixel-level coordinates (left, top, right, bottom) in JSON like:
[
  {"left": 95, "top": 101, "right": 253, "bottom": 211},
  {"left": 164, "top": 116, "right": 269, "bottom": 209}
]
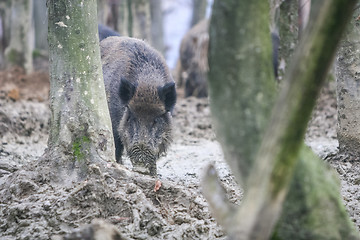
[
  {"left": 190, "top": 0, "right": 207, "bottom": 27},
  {"left": 46, "top": 0, "right": 115, "bottom": 179},
  {"left": 4, "top": 0, "right": 33, "bottom": 73},
  {"left": 128, "top": 0, "right": 151, "bottom": 42},
  {"left": 0, "top": 0, "right": 11, "bottom": 69},
  {"left": 336, "top": 7, "right": 360, "bottom": 157},
  {"left": 208, "top": 0, "right": 277, "bottom": 186},
  {"left": 0, "top": 17, "right": 2, "bottom": 69},
  {"left": 273, "top": 147, "right": 358, "bottom": 240},
  {"left": 150, "top": 0, "right": 164, "bottom": 54},
  {"left": 277, "top": 0, "right": 298, "bottom": 80},
  {"left": 97, "top": 0, "right": 111, "bottom": 25},
  {"left": 109, "top": 0, "right": 119, "bottom": 31},
  {"left": 205, "top": 0, "right": 359, "bottom": 239},
  {"left": 116, "top": 0, "right": 129, "bottom": 35},
  {"left": 33, "top": 0, "right": 48, "bottom": 51},
  {"left": 298, "top": 0, "right": 311, "bottom": 35}
]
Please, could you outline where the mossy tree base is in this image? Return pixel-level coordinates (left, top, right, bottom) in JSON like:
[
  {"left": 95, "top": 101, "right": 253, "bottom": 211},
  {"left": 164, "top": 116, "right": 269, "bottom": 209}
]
[
  {"left": 273, "top": 146, "right": 358, "bottom": 240},
  {"left": 47, "top": 0, "right": 114, "bottom": 179}
]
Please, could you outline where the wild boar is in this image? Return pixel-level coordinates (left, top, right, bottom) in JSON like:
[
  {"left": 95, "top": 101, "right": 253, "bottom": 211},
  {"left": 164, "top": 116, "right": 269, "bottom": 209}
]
[
  {"left": 98, "top": 24, "right": 120, "bottom": 41},
  {"left": 100, "top": 36, "right": 176, "bottom": 176},
  {"left": 177, "top": 19, "right": 280, "bottom": 97},
  {"left": 178, "top": 19, "right": 209, "bottom": 98}
]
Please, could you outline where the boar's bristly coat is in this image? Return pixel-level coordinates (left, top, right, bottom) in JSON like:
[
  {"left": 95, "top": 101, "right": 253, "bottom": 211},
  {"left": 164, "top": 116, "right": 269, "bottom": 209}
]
[{"left": 100, "top": 37, "right": 176, "bottom": 176}]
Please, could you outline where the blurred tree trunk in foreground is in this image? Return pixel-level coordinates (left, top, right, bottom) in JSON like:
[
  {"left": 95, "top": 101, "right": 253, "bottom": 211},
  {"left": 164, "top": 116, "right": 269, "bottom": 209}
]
[
  {"left": 46, "top": 0, "right": 114, "bottom": 179},
  {"left": 209, "top": 0, "right": 278, "bottom": 186},
  {"left": 298, "top": 0, "right": 311, "bottom": 35},
  {"left": 204, "top": 0, "right": 359, "bottom": 239},
  {"left": 191, "top": 0, "right": 207, "bottom": 27},
  {"left": 336, "top": 7, "right": 360, "bottom": 157},
  {"left": 150, "top": 0, "right": 164, "bottom": 54},
  {"left": 4, "top": 0, "right": 33, "bottom": 73}
]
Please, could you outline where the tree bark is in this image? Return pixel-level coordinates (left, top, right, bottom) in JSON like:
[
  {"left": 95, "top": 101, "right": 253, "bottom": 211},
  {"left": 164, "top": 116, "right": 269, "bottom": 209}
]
[
  {"left": 128, "top": 0, "right": 151, "bottom": 42},
  {"left": 33, "top": 0, "right": 48, "bottom": 51},
  {"left": 208, "top": 0, "right": 277, "bottom": 186},
  {"left": 336, "top": 7, "right": 360, "bottom": 157},
  {"left": 273, "top": 147, "right": 358, "bottom": 240},
  {"left": 4, "top": 0, "right": 33, "bottom": 73},
  {"left": 206, "top": 0, "right": 359, "bottom": 239},
  {"left": 0, "top": 0, "right": 11, "bottom": 69},
  {"left": 97, "top": 0, "right": 111, "bottom": 25},
  {"left": 298, "top": 0, "right": 311, "bottom": 35},
  {"left": 277, "top": 0, "right": 298, "bottom": 80},
  {"left": 46, "top": 0, "right": 115, "bottom": 179},
  {"left": 150, "top": 0, "right": 164, "bottom": 54},
  {"left": 109, "top": 0, "right": 119, "bottom": 31},
  {"left": 116, "top": 0, "right": 129, "bottom": 36}
]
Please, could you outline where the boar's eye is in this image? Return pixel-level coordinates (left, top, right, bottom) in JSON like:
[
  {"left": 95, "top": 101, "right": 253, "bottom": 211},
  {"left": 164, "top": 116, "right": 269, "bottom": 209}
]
[
  {"left": 152, "top": 118, "right": 159, "bottom": 127},
  {"left": 152, "top": 115, "right": 164, "bottom": 128},
  {"left": 124, "top": 106, "right": 136, "bottom": 123},
  {"left": 158, "top": 82, "right": 176, "bottom": 112},
  {"left": 119, "top": 78, "right": 137, "bottom": 103}
]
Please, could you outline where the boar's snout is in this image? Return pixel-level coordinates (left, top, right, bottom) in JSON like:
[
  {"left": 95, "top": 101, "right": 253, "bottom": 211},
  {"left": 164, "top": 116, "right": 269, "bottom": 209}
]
[{"left": 128, "top": 144, "right": 157, "bottom": 175}]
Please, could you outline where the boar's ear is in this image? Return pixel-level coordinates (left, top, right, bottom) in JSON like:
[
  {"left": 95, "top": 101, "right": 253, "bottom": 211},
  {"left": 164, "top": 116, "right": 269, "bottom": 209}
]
[
  {"left": 158, "top": 82, "right": 176, "bottom": 112},
  {"left": 119, "top": 78, "right": 136, "bottom": 103}
]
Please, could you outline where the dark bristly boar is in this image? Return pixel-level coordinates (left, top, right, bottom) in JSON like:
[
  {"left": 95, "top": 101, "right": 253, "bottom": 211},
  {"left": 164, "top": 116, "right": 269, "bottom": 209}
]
[
  {"left": 100, "top": 36, "right": 176, "bottom": 176},
  {"left": 98, "top": 24, "right": 120, "bottom": 41},
  {"left": 177, "top": 19, "right": 280, "bottom": 98},
  {"left": 178, "top": 19, "right": 209, "bottom": 98}
]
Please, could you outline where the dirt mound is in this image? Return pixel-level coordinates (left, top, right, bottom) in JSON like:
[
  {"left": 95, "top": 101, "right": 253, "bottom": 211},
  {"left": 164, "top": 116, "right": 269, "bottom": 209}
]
[{"left": 0, "top": 154, "right": 225, "bottom": 239}]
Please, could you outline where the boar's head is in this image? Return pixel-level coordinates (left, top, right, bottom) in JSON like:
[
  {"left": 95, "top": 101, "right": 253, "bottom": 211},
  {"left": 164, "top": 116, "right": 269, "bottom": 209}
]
[{"left": 118, "top": 76, "right": 176, "bottom": 175}]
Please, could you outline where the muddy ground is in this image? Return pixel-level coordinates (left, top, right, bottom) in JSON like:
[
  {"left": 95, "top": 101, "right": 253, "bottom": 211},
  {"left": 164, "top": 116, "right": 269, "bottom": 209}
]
[{"left": 0, "top": 67, "right": 359, "bottom": 239}]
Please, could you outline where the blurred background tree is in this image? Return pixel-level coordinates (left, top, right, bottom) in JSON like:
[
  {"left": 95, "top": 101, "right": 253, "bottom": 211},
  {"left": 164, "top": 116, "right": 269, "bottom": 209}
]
[
  {"left": 33, "top": 0, "right": 48, "bottom": 52},
  {"left": 0, "top": 0, "right": 212, "bottom": 72},
  {"left": 336, "top": 6, "right": 360, "bottom": 158},
  {"left": 4, "top": 0, "right": 33, "bottom": 73},
  {"left": 190, "top": 0, "right": 207, "bottom": 27},
  {"left": 0, "top": 0, "right": 11, "bottom": 70},
  {"left": 150, "top": 0, "right": 165, "bottom": 54}
]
